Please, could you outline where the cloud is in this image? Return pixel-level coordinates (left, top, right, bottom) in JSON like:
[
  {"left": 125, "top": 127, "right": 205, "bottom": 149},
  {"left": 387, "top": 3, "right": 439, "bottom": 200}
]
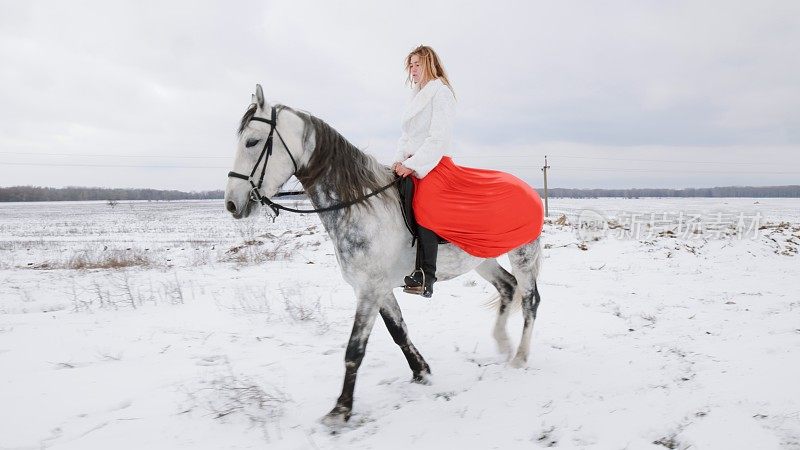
[{"left": 1, "top": 0, "right": 798, "bottom": 190}]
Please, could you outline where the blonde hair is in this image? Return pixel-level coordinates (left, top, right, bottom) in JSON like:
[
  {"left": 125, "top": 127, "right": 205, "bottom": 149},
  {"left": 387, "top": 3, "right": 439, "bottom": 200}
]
[{"left": 404, "top": 45, "right": 455, "bottom": 96}]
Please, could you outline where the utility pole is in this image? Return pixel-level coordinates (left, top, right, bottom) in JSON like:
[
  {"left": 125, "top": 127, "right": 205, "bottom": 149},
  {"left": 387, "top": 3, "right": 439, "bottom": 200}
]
[{"left": 542, "top": 155, "right": 550, "bottom": 217}]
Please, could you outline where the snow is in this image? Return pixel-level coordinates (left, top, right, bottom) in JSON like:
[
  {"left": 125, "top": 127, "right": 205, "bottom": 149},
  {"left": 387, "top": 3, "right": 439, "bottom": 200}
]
[{"left": 1, "top": 198, "right": 799, "bottom": 449}]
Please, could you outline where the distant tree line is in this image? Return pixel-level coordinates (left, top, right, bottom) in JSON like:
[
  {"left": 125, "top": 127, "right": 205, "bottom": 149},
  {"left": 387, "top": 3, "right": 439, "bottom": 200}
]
[
  {"left": 541, "top": 185, "right": 800, "bottom": 198},
  {"left": 0, "top": 186, "right": 224, "bottom": 202},
  {"left": 1, "top": 184, "right": 798, "bottom": 202}
]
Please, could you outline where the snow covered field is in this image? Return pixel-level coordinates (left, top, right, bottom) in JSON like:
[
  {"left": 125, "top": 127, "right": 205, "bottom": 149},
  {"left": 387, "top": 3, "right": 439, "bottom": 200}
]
[{"left": 1, "top": 198, "right": 798, "bottom": 449}]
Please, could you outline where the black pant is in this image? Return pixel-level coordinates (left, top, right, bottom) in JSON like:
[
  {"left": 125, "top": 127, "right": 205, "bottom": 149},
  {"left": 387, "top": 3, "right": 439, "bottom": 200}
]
[
  {"left": 415, "top": 225, "right": 438, "bottom": 280},
  {"left": 399, "top": 176, "right": 438, "bottom": 280}
]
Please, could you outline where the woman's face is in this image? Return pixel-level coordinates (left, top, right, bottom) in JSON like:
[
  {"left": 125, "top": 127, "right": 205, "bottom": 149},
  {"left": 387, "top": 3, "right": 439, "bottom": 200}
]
[{"left": 409, "top": 54, "right": 422, "bottom": 84}]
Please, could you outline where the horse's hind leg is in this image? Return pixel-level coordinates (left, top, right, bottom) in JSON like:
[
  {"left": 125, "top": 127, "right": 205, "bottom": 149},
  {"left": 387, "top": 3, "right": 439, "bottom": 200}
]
[
  {"left": 476, "top": 259, "right": 518, "bottom": 358},
  {"left": 508, "top": 239, "right": 543, "bottom": 368},
  {"left": 380, "top": 292, "right": 431, "bottom": 383}
]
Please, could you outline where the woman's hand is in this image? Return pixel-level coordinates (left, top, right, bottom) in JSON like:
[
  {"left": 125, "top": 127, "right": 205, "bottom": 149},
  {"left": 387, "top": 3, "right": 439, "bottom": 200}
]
[{"left": 394, "top": 162, "right": 414, "bottom": 177}]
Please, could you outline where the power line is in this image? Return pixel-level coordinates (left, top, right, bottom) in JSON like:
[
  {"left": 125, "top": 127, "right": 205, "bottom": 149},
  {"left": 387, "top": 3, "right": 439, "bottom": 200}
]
[
  {"left": 556, "top": 166, "right": 800, "bottom": 174},
  {"left": 554, "top": 154, "right": 792, "bottom": 166},
  {"left": 0, "top": 162, "right": 227, "bottom": 169},
  {"left": 3, "top": 150, "right": 795, "bottom": 171},
  {"left": 0, "top": 151, "right": 229, "bottom": 159},
  {"left": 4, "top": 150, "right": 794, "bottom": 167},
  {"left": 457, "top": 154, "right": 791, "bottom": 166},
  {"left": 1, "top": 161, "right": 798, "bottom": 175},
  {"left": 457, "top": 162, "right": 800, "bottom": 175}
]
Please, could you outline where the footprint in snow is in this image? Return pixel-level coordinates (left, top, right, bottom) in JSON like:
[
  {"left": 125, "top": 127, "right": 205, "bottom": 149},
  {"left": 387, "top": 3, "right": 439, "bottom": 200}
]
[{"left": 195, "top": 355, "right": 229, "bottom": 366}]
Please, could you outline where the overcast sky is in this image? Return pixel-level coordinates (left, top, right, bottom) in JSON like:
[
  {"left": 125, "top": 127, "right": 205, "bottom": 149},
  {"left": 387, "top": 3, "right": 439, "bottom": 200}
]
[{"left": 1, "top": 0, "right": 798, "bottom": 190}]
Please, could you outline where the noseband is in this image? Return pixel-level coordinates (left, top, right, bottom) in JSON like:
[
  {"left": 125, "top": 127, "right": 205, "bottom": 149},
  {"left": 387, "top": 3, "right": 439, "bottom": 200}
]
[{"left": 227, "top": 105, "right": 400, "bottom": 217}]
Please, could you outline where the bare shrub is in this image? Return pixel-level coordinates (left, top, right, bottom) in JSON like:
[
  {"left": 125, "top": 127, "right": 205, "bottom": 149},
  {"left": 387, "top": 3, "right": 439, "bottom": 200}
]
[
  {"left": 652, "top": 435, "right": 680, "bottom": 449},
  {"left": 189, "top": 248, "right": 212, "bottom": 266},
  {"left": 111, "top": 271, "right": 138, "bottom": 309},
  {"left": 138, "top": 277, "right": 158, "bottom": 306},
  {"left": 278, "top": 285, "right": 329, "bottom": 334},
  {"left": 181, "top": 366, "right": 289, "bottom": 442},
  {"left": 234, "top": 219, "right": 260, "bottom": 242},
  {"left": 157, "top": 273, "right": 186, "bottom": 305},
  {"left": 65, "top": 272, "right": 187, "bottom": 312},
  {"left": 68, "top": 277, "right": 93, "bottom": 312},
  {"left": 223, "top": 236, "right": 300, "bottom": 266},
  {"left": 90, "top": 280, "right": 111, "bottom": 309},
  {"left": 220, "top": 285, "right": 273, "bottom": 315},
  {"left": 38, "top": 249, "right": 153, "bottom": 270},
  {"left": 640, "top": 313, "right": 658, "bottom": 327},
  {"left": 280, "top": 286, "right": 318, "bottom": 322}
]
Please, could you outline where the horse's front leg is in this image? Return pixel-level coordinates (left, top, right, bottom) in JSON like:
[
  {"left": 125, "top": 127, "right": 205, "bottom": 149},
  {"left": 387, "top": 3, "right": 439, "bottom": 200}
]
[
  {"left": 380, "top": 292, "right": 431, "bottom": 383},
  {"left": 322, "top": 293, "right": 381, "bottom": 425}
]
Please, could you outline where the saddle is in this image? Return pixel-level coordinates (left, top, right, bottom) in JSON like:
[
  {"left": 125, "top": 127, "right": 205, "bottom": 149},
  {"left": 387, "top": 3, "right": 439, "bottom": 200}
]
[{"left": 397, "top": 176, "right": 449, "bottom": 247}]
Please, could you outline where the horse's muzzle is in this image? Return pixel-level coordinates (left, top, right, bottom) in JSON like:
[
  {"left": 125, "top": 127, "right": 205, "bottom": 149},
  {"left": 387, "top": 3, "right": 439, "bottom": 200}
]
[{"left": 227, "top": 198, "right": 253, "bottom": 219}]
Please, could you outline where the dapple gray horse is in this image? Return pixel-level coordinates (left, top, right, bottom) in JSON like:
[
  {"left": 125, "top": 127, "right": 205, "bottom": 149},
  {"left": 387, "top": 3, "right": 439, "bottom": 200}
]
[{"left": 225, "top": 85, "right": 542, "bottom": 425}]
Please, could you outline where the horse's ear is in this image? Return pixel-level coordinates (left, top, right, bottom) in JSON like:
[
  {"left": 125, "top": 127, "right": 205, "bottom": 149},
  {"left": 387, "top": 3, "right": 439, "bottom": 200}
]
[
  {"left": 255, "top": 84, "right": 265, "bottom": 109},
  {"left": 250, "top": 93, "right": 257, "bottom": 105}
]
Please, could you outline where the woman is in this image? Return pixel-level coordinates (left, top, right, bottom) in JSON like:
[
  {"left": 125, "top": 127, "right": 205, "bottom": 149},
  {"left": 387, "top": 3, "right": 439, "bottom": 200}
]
[
  {"left": 392, "top": 45, "right": 456, "bottom": 298},
  {"left": 393, "top": 45, "right": 544, "bottom": 299}
]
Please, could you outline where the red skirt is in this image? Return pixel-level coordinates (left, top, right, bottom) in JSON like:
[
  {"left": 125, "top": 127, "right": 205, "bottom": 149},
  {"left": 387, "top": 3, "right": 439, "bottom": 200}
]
[{"left": 411, "top": 156, "right": 544, "bottom": 258}]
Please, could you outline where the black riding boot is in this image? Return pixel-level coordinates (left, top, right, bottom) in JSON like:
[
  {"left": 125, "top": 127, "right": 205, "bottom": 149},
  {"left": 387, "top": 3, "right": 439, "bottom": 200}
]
[{"left": 403, "top": 225, "right": 438, "bottom": 298}]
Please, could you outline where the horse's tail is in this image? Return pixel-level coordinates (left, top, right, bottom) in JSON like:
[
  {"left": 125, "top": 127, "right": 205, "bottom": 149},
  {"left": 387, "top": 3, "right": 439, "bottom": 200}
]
[{"left": 482, "top": 285, "right": 523, "bottom": 314}]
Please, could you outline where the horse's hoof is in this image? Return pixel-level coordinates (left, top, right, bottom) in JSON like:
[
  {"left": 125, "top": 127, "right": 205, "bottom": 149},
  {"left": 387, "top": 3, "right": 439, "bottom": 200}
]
[
  {"left": 320, "top": 406, "right": 351, "bottom": 429},
  {"left": 509, "top": 356, "right": 527, "bottom": 369},
  {"left": 412, "top": 371, "right": 433, "bottom": 385}
]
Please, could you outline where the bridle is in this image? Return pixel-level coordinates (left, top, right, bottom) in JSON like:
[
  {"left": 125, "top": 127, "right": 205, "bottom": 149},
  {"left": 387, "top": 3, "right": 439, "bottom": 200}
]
[
  {"left": 227, "top": 105, "right": 401, "bottom": 217},
  {"left": 227, "top": 106, "right": 299, "bottom": 216}
]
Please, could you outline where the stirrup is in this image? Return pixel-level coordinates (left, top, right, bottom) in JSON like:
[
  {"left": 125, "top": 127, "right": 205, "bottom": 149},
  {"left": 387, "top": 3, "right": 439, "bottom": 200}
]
[
  {"left": 403, "top": 270, "right": 434, "bottom": 298},
  {"left": 403, "top": 285, "right": 432, "bottom": 297}
]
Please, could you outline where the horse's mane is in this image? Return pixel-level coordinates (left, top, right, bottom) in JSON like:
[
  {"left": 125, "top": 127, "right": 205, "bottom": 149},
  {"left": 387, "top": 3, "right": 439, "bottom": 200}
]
[
  {"left": 238, "top": 103, "right": 258, "bottom": 136},
  {"left": 238, "top": 103, "right": 395, "bottom": 209}
]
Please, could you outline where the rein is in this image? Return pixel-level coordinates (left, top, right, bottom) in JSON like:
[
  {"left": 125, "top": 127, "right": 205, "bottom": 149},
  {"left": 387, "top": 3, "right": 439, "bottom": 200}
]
[{"left": 228, "top": 106, "right": 400, "bottom": 217}]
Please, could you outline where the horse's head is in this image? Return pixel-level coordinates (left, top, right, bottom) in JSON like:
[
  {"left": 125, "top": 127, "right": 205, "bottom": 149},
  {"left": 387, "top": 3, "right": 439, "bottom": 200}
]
[{"left": 225, "top": 84, "right": 307, "bottom": 219}]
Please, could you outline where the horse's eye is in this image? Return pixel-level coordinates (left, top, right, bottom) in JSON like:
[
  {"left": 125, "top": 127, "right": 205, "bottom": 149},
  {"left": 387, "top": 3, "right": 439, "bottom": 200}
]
[{"left": 245, "top": 138, "right": 260, "bottom": 148}]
